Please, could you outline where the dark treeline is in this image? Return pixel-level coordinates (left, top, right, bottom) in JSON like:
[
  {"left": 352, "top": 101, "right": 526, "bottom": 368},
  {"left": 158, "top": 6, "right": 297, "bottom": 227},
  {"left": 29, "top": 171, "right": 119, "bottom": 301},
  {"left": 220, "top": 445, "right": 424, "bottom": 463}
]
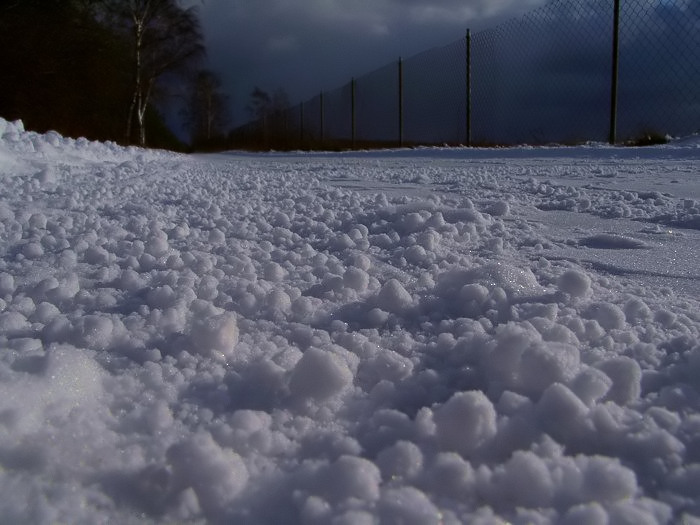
[{"left": 0, "top": 0, "right": 231, "bottom": 151}]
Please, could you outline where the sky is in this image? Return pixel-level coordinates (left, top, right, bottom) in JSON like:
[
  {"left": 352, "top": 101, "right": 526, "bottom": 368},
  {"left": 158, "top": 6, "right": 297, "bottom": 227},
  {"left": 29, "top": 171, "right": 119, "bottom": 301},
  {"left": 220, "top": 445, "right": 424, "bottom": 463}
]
[{"left": 192, "top": 0, "right": 548, "bottom": 126}]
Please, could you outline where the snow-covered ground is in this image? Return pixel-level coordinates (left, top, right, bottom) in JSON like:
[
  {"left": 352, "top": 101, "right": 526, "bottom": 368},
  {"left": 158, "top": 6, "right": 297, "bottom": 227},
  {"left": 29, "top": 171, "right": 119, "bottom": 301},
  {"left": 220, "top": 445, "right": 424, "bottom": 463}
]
[{"left": 1, "top": 116, "right": 700, "bottom": 524}]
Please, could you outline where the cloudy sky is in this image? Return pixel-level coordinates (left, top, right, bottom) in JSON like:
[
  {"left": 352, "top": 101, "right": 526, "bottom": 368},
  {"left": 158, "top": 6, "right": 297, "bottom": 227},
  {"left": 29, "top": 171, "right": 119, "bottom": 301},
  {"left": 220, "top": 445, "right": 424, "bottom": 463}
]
[{"left": 192, "top": 0, "right": 548, "bottom": 125}]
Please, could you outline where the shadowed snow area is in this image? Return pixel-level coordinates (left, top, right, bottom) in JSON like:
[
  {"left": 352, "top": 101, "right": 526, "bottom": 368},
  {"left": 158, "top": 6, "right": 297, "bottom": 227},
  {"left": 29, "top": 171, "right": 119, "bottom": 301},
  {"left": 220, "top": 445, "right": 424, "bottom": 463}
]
[{"left": 1, "top": 116, "right": 700, "bottom": 523}]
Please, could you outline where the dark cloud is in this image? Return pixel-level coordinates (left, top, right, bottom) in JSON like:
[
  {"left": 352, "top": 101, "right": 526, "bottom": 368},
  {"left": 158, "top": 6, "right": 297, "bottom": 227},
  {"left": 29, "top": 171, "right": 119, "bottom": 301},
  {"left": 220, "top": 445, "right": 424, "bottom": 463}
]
[
  {"left": 192, "top": 0, "right": 548, "bottom": 124},
  {"left": 191, "top": 0, "right": 700, "bottom": 142}
]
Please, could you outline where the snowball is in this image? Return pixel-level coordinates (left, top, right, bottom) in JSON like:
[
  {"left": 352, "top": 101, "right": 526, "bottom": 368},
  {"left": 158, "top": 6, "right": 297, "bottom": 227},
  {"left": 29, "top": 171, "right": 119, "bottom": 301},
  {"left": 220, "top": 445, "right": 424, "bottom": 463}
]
[
  {"left": 0, "top": 272, "right": 15, "bottom": 296},
  {"left": 569, "top": 367, "right": 613, "bottom": 406},
  {"left": 359, "top": 348, "right": 413, "bottom": 386},
  {"left": 434, "top": 391, "right": 497, "bottom": 456},
  {"left": 34, "top": 166, "right": 57, "bottom": 185},
  {"left": 289, "top": 347, "right": 353, "bottom": 400},
  {"left": 399, "top": 212, "right": 426, "bottom": 233},
  {"left": 404, "top": 244, "right": 429, "bottom": 265},
  {"left": 331, "top": 233, "right": 355, "bottom": 250},
  {"left": 558, "top": 269, "right": 592, "bottom": 297},
  {"left": 379, "top": 487, "right": 442, "bottom": 525},
  {"left": 351, "top": 253, "right": 371, "bottom": 271},
  {"left": 141, "top": 400, "right": 174, "bottom": 433},
  {"left": 44, "top": 343, "right": 104, "bottom": 412},
  {"left": 75, "top": 315, "right": 114, "bottom": 351},
  {"left": 584, "top": 302, "right": 626, "bottom": 331},
  {"left": 483, "top": 323, "right": 579, "bottom": 397},
  {"left": 190, "top": 312, "right": 239, "bottom": 360},
  {"left": 0, "top": 311, "right": 28, "bottom": 333},
  {"left": 623, "top": 297, "right": 652, "bottom": 324},
  {"left": 482, "top": 323, "right": 535, "bottom": 390},
  {"left": 343, "top": 267, "right": 370, "bottom": 292},
  {"left": 28, "top": 212, "right": 47, "bottom": 229},
  {"left": 84, "top": 245, "right": 110, "bottom": 265},
  {"left": 654, "top": 309, "right": 677, "bottom": 327},
  {"left": 366, "top": 307, "right": 389, "bottom": 327},
  {"left": 147, "top": 285, "right": 177, "bottom": 309},
  {"left": 208, "top": 228, "right": 225, "bottom": 244},
  {"left": 22, "top": 242, "right": 44, "bottom": 259},
  {"left": 196, "top": 275, "right": 219, "bottom": 300},
  {"left": 118, "top": 268, "right": 145, "bottom": 291},
  {"left": 416, "top": 230, "right": 439, "bottom": 251},
  {"left": 324, "top": 455, "right": 381, "bottom": 502},
  {"left": 376, "top": 440, "right": 423, "bottom": 481},
  {"left": 46, "top": 273, "right": 80, "bottom": 303},
  {"left": 145, "top": 233, "right": 169, "bottom": 257},
  {"left": 596, "top": 357, "right": 642, "bottom": 405},
  {"left": 436, "top": 262, "right": 541, "bottom": 300},
  {"left": 536, "top": 383, "right": 589, "bottom": 439},
  {"left": 486, "top": 200, "right": 510, "bottom": 216},
  {"left": 299, "top": 495, "right": 331, "bottom": 523},
  {"left": 425, "top": 212, "right": 445, "bottom": 228},
  {"left": 459, "top": 283, "right": 490, "bottom": 303},
  {"left": 580, "top": 456, "right": 637, "bottom": 503},
  {"left": 376, "top": 279, "right": 413, "bottom": 313},
  {"left": 561, "top": 502, "right": 609, "bottom": 525},
  {"left": 518, "top": 341, "right": 581, "bottom": 396},
  {"left": 266, "top": 289, "right": 292, "bottom": 313},
  {"left": 30, "top": 301, "right": 60, "bottom": 323},
  {"left": 167, "top": 432, "right": 248, "bottom": 517},
  {"left": 0, "top": 344, "right": 99, "bottom": 451},
  {"left": 430, "top": 452, "right": 475, "bottom": 499},
  {"left": 264, "top": 261, "right": 286, "bottom": 282},
  {"left": 291, "top": 295, "right": 316, "bottom": 320},
  {"left": 500, "top": 451, "right": 554, "bottom": 508}
]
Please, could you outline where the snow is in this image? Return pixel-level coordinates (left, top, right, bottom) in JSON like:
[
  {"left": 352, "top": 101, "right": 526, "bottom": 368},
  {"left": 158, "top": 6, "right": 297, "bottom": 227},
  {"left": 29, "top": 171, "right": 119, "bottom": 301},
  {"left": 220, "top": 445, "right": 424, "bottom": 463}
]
[{"left": 1, "top": 115, "right": 700, "bottom": 523}]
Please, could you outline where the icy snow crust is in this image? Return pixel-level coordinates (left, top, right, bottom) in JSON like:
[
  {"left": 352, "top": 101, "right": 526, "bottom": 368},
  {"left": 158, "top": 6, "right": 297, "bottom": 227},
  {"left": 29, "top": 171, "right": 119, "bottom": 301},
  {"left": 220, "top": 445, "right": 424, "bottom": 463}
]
[{"left": 1, "top": 117, "right": 700, "bottom": 523}]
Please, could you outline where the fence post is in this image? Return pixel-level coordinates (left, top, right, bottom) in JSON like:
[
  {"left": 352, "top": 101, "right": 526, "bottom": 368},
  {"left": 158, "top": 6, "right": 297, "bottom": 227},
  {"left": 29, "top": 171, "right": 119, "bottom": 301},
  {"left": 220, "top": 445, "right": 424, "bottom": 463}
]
[
  {"left": 466, "top": 28, "right": 472, "bottom": 147},
  {"left": 398, "top": 57, "right": 404, "bottom": 147},
  {"left": 299, "top": 102, "right": 304, "bottom": 149},
  {"left": 320, "top": 91, "right": 324, "bottom": 148},
  {"left": 351, "top": 78, "right": 356, "bottom": 149},
  {"left": 609, "top": 0, "right": 621, "bottom": 145}
]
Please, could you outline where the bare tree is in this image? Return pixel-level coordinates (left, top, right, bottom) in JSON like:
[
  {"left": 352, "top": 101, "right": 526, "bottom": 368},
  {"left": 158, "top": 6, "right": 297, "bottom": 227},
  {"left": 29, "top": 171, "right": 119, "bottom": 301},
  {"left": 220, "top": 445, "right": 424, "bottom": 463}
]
[
  {"left": 246, "top": 87, "right": 290, "bottom": 121},
  {"left": 183, "top": 69, "right": 230, "bottom": 147},
  {"left": 246, "top": 86, "right": 272, "bottom": 121},
  {"left": 245, "top": 86, "right": 293, "bottom": 148},
  {"left": 99, "top": 0, "right": 204, "bottom": 146}
]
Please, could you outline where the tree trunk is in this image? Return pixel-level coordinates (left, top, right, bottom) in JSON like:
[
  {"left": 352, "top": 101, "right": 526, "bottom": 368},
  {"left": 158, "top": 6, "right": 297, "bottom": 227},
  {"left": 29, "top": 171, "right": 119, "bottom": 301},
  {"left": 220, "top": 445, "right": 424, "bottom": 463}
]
[
  {"left": 206, "top": 91, "right": 212, "bottom": 140},
  {"left": 126, "top": 7, "right": 145, "bottom": 145},
  {"left": 126, "top": 88, "right": 137, "bottom": 143},
  {"left": 137, "top": 77, "right": 155, "bottom": 146}
]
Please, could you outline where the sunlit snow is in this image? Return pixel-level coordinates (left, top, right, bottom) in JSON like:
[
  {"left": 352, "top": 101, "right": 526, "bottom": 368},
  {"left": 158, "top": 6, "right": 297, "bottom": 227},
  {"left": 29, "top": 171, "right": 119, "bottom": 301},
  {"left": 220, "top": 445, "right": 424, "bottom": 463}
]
[{"left": 1, "top": 116, "right": 700, "bottom": 523}]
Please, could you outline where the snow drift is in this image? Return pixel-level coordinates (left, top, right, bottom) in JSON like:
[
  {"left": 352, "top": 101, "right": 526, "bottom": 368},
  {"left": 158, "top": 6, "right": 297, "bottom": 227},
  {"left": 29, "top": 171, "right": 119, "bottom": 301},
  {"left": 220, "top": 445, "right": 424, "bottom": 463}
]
[{"left": 1, "top": 117, "right": 700, "bottom": 523}]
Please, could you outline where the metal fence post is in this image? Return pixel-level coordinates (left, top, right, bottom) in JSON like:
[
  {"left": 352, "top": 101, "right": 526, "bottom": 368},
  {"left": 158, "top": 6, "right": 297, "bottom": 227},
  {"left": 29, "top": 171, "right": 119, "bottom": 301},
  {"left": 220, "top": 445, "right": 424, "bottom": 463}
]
[
  {"left": 299, "top": 102, "right": 304, "bottom": 148},
  {"left": 609, "top": 0, "right": 621, "bottom": 145},
  {"left": 398, "top": 57, "right": 404, "bottom": 147},
  {"left": 320, "top": 91, "right": 324, "bottom": 147},
  {"left": 466, "top": 28, "right": 472, "bottom": 147},
  {"left": 351, "top": 78, "right": 356, "bottom": 149}
]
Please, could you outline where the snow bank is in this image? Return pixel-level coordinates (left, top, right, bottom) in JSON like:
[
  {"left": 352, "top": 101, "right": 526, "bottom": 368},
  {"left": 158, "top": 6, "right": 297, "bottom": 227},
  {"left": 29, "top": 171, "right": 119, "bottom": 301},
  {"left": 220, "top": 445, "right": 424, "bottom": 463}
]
[{"left": 1, "top": 116, "right": 700, "bottom": 523}]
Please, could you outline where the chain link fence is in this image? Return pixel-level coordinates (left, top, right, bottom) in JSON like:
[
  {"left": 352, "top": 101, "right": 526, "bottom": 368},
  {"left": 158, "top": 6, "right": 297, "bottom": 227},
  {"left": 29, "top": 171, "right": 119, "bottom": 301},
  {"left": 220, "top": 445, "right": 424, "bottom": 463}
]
[{"left": 231, "top": 0, "right": 700, "bottom": 149}]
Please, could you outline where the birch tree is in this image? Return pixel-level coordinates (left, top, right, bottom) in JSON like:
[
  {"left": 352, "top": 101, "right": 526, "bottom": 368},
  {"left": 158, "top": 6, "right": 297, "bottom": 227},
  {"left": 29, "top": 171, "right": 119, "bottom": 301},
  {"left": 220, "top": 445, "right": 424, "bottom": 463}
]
[
  {"left": 100, "top": 0, "right": 204, "bottom": 146},
  {"left": 183, "top": 69, "right": 230, "bottom": 147}
]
